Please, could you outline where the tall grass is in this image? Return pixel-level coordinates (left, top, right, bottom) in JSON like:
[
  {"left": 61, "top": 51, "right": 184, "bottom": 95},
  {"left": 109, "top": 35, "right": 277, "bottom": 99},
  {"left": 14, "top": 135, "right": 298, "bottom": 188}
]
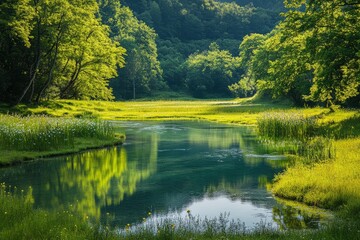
[
  {"left": 297, "top": 137, "right": 335, "bottom": 164},
  {"left": 0, "top": 183, "right": 116, "bottom": 239},
  {"left": 257, "top": 112, "right": 316, "bottom": 141},
  {"left": 257, "top": 111, "right": 335, "bottom": 163},
  {"left": 0, "top": 114, "right": 114, "bottom": 151}
]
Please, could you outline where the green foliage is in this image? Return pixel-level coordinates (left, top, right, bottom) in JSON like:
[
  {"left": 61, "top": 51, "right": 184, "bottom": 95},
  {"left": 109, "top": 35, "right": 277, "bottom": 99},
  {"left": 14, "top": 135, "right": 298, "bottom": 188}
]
[
  {"left": 229, "top": 33, "right": 266, "bottom": 98},
  {"left": 119, "top": 0, "right": 283, "bottom": 97},
  {"left": 0, "top": 114, "right": 114, "bottom": 151},
  {"left": 0, "top": 0, "right": 125, "bottom": 104},
  {"left": 124, "top": 0, "right": 257, "bottom": 41},
  {"left": 99, "top": 2, "right": 165, "bottom": 99},
  {"left": 185, "top": 43, "right": 241, "bottom": 97},
  {"left": 239, "top": 0, "right": 360, "bottom": 106}
]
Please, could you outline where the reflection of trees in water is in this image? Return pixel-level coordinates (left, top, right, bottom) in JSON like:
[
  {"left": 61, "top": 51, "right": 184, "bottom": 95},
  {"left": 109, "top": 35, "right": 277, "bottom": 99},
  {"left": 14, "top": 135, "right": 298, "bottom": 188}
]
[
  {"left": 22, "top": 135, "right": 158, "bottom": 219},
  {"left": 50, "top": 133, "right": 158, "bottom": 219},
  {"left": 187, "top": 126, "right": 286, "bottom": 169},
  {"left": 188, "top": 126, "right": 254, "bottom": 149},
  {"left": 273, "top": 205, "right": 325, "bottom": 230}
]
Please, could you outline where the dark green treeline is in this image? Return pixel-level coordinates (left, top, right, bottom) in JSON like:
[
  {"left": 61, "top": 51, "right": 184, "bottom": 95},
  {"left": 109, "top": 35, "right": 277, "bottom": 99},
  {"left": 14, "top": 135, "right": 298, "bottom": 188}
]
[{"left": 1, "top": 0, "right": 359, "bottom": 106}]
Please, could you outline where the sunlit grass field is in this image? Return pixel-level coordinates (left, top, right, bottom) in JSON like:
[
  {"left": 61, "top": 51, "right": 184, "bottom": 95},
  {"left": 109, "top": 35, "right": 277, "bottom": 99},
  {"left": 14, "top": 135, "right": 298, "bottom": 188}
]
[
  {"left": 257, "top": 110, "right": 360, "bottom": 213},
  {"left": 10, "top": 98, "right": 357, "bottom": 126},
  {"left": 272, "top": 138, "right": 360, "bottom": 211},
  {"left": 0, "top": 114, "right": 123, "bottom": 165},
  {"left": 0, "top": 115, "right": 114, "bottom": 151}
]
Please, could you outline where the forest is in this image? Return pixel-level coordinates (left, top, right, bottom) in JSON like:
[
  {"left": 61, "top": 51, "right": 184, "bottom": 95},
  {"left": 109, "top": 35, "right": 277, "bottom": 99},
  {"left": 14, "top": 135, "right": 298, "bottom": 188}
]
[
  {"left": 0, "top": 0, "right": 359, "bottom": 105},
  {"left": 1, "top": 1, "right": 360, "bottom": 239}
]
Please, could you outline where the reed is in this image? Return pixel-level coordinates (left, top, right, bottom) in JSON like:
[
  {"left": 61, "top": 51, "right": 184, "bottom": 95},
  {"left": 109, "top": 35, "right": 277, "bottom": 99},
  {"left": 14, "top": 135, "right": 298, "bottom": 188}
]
[
  {"left": 257, "top": 111, "right": 316, "bottom": 141},
  {"left": 0, "top": 183, "right": 114, "bottom": 239},
  {"left": 0, "top": 114, "right": 114, "bottom": 151},
  {"left": 297, "top": 137, "right": 335, "bottom": 164}
]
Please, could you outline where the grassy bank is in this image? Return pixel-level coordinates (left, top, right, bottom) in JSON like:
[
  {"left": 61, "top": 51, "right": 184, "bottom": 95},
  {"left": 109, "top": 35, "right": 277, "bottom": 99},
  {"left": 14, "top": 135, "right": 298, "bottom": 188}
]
[
  {"left": 1, "top": 183, "right": 359, "bottom": 240},
  {"left": 272, "top": 138, "right": 360, "bottom": 211},
  {"left": 256, "top": 110, "right": 360, "bottom": 212},
  {"left": 0, "top": 183, "right": 113, "bottom": 239},
  {"left": 0, "top": 114, "right": 124, "bottom": 165}
]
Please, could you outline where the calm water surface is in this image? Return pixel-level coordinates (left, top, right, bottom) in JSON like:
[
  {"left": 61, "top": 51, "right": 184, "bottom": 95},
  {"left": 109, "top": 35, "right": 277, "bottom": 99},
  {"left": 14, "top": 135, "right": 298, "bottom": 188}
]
[{"left": 0, "top": 121, "right": 328, "bottom": 230}]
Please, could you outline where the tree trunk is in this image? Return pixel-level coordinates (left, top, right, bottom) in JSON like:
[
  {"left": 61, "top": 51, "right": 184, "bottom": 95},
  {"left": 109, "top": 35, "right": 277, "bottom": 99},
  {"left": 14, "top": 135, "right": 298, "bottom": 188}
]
[{"left": 16, "top": 14, "right": 41, "bottom": 105}]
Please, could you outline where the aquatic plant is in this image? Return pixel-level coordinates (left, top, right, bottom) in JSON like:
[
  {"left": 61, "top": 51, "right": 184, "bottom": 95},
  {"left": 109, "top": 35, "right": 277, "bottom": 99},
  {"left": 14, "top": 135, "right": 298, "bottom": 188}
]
[
  {"left": 297, "top": 137, "right": 335, "bottom": 164},
  {"left": 257, "top": 111, "right": 316, "bottom": 141},
  {"left": 0, "top": 114, "right": 114, "bottom": 151},
  {"left": 257, "top": 111, "right": 336, "bottom": 164}
]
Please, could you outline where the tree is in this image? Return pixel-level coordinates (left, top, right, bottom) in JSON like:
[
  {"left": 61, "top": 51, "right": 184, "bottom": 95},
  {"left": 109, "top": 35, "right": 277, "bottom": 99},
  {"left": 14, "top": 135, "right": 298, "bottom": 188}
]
[
  {"left": 0, "top": 0, "right": 125, "bottom": 104},
  {"left": 101, "top": 4, "right": 164, "bottom": 99},
  {"left": 234, "top": 0, "right": 360, "bottom": 106},
  {"left": 229, "top": 33, "right": 265, "bottom": 98},
  {"left": 185, "top": 43, "right": 241, "bottom": 98},
  {"left": 280, "top": 0, "right": 360, "bottom": 106}
]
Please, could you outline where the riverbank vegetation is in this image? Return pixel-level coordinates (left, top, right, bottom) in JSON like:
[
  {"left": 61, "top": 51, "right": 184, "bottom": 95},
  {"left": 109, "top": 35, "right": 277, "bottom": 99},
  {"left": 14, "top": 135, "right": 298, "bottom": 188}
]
[
  {"left": 256, "top": 111, "right": 360, "bottom": 213},
  {"left": 1, "top": 181, "right": 360, "bottom": 239},
  {"left": 0, "top": 114, "right": 123, "bottom": 165}
]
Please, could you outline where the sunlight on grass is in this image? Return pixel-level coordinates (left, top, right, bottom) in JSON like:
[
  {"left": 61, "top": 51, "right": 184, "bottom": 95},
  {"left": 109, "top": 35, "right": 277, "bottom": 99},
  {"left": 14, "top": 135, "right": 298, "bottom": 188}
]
[
  {"left": 0, "top": 183, "right": 114, "bottom": 239},
  {"left": 0, "top": 114, "right": 123, "bottom": 164},
  {"left": 0, "top": 115, "right": 114, "bottom": 151},
  {"left": 20, "top": 99, "right": 301, "bottom": 125},
  {"left": 272, "top": 139, "right": 360, "bottom": 210}
]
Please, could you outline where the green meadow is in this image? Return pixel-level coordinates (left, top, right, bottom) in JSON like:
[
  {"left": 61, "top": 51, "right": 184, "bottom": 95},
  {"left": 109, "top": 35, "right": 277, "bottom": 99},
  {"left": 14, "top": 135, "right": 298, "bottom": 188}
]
[{"left": 11, "top": 98, "right": 349, "bottom": 125}]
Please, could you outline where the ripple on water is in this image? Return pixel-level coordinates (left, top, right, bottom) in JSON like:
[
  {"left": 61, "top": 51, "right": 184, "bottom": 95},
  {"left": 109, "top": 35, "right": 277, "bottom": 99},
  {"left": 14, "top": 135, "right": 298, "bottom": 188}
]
[
  {"left": 245, "top": 154, "right": 287, "bottom": 160},
  {"left": 204, "top": 148, "right": 243, "bottom": 161}
]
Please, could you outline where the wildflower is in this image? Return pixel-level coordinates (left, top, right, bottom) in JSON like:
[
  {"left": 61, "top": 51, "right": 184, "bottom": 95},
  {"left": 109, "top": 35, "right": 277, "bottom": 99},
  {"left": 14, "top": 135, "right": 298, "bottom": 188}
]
[{"left": 125, "top": 223, "right": 131, "bottom": 232}]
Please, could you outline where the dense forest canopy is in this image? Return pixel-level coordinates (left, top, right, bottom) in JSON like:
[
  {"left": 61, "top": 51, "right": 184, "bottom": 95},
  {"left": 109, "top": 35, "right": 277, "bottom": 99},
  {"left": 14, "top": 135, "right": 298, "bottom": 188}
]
[
  {"left": 0, "top": 0, "right": 125, "bottom": 103},
  {"left": 0, "top": 0, "right": 359, "bottom": 107}
]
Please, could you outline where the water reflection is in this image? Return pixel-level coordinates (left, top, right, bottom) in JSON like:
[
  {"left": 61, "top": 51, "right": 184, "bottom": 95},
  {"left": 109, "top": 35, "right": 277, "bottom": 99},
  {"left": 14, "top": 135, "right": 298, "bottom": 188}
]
[
  {"left": 273, "top": 205, "right": 325, "bottom": 230},
  {"left": 0, "top": 121, "right": 329, "bottom": 230}
]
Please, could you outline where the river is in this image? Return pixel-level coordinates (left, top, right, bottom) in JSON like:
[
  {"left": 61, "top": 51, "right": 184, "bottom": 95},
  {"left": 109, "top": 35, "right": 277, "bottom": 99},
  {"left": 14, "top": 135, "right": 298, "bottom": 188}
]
[{"left": 0, "top": 121, "right": 328, "bottom": 230}]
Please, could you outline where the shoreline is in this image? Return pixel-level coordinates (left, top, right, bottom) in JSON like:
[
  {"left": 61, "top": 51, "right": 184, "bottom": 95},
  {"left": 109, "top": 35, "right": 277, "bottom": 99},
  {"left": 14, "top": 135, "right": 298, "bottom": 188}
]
[{"left": 0, "top": 137, "right": 125, "bottom": 167}]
